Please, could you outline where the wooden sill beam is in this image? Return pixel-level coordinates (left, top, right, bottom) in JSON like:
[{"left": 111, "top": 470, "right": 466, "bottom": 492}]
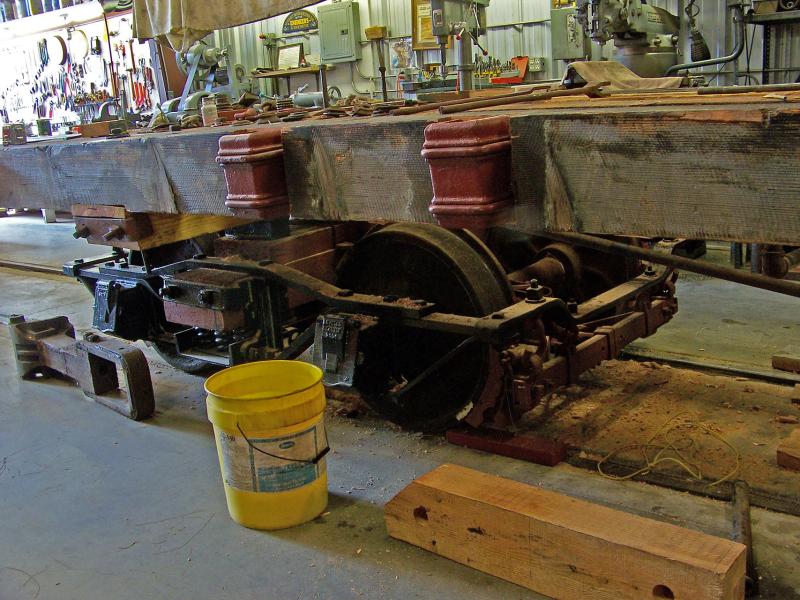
[{"left": 385, "top": 464, "right": 746, "bottom": 600}]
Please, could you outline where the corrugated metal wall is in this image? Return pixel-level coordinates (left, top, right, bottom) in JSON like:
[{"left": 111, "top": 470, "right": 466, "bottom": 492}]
[{"left": 214, "top": 0, "right": 800, "bottom": 98}]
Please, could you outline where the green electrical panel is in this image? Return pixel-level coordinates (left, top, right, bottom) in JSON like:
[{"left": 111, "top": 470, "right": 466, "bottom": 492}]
[
  {"left": 319, "top": 1, "right": 362, "bottom": 64},
  {"left": 551, "top": 7, "right": 591, "bottom": 61}
]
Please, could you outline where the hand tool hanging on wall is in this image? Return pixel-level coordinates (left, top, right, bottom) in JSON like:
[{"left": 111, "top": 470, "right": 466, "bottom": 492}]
[
  {"left": 37, "top": 38, "right": 49, "bottom": 67},
  {"left": 90, "top": 35, "right": 102, "bottom": 56}
]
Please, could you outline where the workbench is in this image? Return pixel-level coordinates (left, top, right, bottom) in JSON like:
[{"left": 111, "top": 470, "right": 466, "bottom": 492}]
[{"left": 2, "top": 89, "right": 799, "bottom": 245}]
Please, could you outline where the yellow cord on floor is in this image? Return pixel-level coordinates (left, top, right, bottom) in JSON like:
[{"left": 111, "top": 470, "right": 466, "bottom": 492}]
[{"left": 597, "top": 412, "right": 741, "bottom": 487}]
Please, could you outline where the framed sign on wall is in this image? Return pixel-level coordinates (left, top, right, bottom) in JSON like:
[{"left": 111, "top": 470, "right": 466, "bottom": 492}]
[
  {"left": 411, "top": 0, "right": 449, "bottom": 51},
  {"left": 282, "top": 9, "right": 318, "bottom": 34}
]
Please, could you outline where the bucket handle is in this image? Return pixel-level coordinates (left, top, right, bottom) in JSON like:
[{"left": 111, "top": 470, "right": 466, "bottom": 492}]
[{"left": 236, "top": 422, "right": 330, "bottom": 465}]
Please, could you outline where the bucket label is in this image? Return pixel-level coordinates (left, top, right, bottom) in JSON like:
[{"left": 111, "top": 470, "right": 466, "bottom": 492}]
[{"left": 219, "top": 424, "right": 326, "bottom": 493}]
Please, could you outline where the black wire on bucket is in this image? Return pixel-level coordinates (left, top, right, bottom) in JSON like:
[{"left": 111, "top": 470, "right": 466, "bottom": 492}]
[{"left": 236, "top": 422, "right": 330, "bottom": 465}]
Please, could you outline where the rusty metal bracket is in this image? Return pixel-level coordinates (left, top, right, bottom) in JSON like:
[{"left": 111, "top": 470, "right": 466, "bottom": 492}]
[{"left": 8, "top": 315, "right": 155, "bottom": 420}]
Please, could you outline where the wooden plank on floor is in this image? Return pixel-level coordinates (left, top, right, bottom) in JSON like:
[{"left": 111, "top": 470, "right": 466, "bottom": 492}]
[
  {"left": 385, "top": 464, "right": 746, "bottom": 600},
  {"left": 772, "top": 349, "right": 800, "bottom": 373},
  {"left": 777, "top": 429, "right": 800, "bottom": 471}
]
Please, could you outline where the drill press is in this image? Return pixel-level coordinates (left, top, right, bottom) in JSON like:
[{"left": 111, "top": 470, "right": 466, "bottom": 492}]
[{"left": 430, "top": 0, "right": 490, "bottom": 92}]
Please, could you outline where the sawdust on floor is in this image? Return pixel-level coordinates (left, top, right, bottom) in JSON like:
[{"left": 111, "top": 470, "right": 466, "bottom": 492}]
[
  {"left": 524, "top": 360, "right": 800, "bottom": 496},
  {"left": 324, "top": 359, "right": 800, "bottom": 500}
]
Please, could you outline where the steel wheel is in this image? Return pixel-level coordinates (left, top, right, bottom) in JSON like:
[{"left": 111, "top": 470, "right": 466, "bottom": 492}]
[{"left": 337, "top": 223, "right": 512, "bottom": 431}]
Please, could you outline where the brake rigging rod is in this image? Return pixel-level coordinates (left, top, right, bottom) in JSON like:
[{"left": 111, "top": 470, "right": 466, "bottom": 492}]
[{"left": 545, "top": 231, "right": 800, "bottom": 299}]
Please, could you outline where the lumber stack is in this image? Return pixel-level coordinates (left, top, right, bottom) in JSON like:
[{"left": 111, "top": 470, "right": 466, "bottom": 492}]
[{"left": 385, "top": 464, "right": 746, "bottom": 600}]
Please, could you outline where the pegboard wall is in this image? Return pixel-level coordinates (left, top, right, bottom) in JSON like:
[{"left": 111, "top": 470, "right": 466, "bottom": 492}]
[{"left": 0, "top": 6, "right": 160, "bottom": 128}]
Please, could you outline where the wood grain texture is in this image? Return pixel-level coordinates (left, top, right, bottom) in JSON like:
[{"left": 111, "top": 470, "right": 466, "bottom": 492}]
[
  {"left": 1, "top": 98, "right": 799, "bottom": 244},
  {"left": 385, "top": 464, "right": 746, "bottom": 600},
  {"left": 77, "top": 212, "right": 251, "bottom": 250},
  {"left": 540, "top": 108, "right": 800, "bottom": 244},
  {"left": 139, "top": 214, "right": 253, "bottom": 249}
]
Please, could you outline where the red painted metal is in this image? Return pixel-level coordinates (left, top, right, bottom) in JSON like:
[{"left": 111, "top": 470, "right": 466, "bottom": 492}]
[
  {"left": 421, "top": 115, "right": 514, "bottom": 230},
  {"left": 163, "top": 302, "right": 245, "bottom": 331},
  {"left": 446, "top": 428, "right": 567, "bottom": 466},
  {"left": 216, "top": 127, "right": 290, "bottom": 220}
]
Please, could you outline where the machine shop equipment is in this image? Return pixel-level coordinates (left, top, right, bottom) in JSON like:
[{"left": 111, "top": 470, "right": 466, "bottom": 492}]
[
  {"left": 431, "top": 0, "right": 490, "bottom": 91},
  {"left": 552, "top": 5, "right": 592, "bottom": 61},
  {"left": 160, "top": 41, "right": 235, "bottom": 118},
  {"left": 576, "top": 0, "right": 681, "bottom": 77}
]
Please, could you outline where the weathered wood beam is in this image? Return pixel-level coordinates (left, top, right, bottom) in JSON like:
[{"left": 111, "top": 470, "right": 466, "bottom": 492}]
[{"left": 1, "top": 101, "right": 798, "bottom": 244}]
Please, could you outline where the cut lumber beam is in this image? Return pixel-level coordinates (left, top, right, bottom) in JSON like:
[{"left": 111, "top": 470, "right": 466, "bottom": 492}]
[
  {"left": 445, "top": 428, "right": 567, "bottom": 466},
  {"left": 385, "top": 464, "right": 746, "bottom": 600},
  {"left": 772, "top": 350, "right": 800, "bottom": 374},
  {"left": 71, "top": 204, "right": 252, "bottom": 250},
  {"left": 777, "top": 429, "right": 800, "bottom": 472}
]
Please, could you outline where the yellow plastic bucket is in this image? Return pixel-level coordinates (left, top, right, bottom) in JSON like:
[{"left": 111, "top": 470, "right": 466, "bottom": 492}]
[{"left": 205, "top": 360, "right": 329, "bottom": 530}]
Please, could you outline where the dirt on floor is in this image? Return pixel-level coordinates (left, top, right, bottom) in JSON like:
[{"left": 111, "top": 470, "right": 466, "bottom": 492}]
[
  {"left": 325, "top": 359, "right": 800, "bottom": 512},
  {"left": 523, "top": 359, "right": 800, "bottom": 509}
]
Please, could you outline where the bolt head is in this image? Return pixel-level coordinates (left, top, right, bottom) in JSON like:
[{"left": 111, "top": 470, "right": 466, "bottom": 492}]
[
  {"left": 525, "top": 283, "right": 544, "bottom": 303},
  {"left": 159, "top": 285, "right": 181, "bottom": 299},
  {"left": 197, "top": 289, "right": 215, "bottom": 305}
]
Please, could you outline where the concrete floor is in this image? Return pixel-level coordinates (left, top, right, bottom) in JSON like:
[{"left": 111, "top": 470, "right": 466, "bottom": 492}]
[
  {"left": 629, "top": 244, "right": 800, "bottom": 376},
  {"left": 1, "top": 220, "right": 800, "bottom": 599},
  {"left": 0, "top": 213, "right": 99, "bottom": 268}
]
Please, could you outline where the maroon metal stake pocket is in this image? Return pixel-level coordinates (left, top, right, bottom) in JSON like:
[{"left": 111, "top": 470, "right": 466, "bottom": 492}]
[
  {"left": 422, "top": 115, "right": 514, "bottom": 232},
  {"left": 217, "top": 127, "right": 291, "bottom": 221}
]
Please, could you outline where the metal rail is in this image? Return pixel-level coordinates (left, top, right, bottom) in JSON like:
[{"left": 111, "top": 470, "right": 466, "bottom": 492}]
[
  {"left": 0, "top": 259, "right": 63, "bottom": 276},
  {"left": 545, "top": 232, "right": 800, "bottom": 298}
]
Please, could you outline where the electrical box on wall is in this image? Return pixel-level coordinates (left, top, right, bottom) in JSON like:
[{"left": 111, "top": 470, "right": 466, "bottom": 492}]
[{"left": 318, "top": 1, "right": 362, "bottom": 63}]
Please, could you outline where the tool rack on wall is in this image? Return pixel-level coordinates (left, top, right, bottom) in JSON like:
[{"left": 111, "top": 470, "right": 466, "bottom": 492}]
[{"left": 0, "top": 2, "right": 160, "bottom": 132}]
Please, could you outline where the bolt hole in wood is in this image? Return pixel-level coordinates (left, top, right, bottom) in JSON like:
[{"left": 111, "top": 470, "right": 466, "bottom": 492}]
[
  {"left": 413, "top": 506, "right": 428, "bottom": 521},
  {"left": 653, "top": 584, "right": 675, "bottom": 599}
]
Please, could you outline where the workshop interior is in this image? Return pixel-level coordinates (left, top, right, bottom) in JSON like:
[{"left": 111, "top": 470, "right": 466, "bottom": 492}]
[{"left": 1, "top": 0, "right": 800, "bottom": 599}]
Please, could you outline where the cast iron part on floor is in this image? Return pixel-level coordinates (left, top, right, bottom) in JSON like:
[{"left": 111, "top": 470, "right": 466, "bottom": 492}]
[{"left": 8, "top": 315, "right": 154, "bottom": 420}]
